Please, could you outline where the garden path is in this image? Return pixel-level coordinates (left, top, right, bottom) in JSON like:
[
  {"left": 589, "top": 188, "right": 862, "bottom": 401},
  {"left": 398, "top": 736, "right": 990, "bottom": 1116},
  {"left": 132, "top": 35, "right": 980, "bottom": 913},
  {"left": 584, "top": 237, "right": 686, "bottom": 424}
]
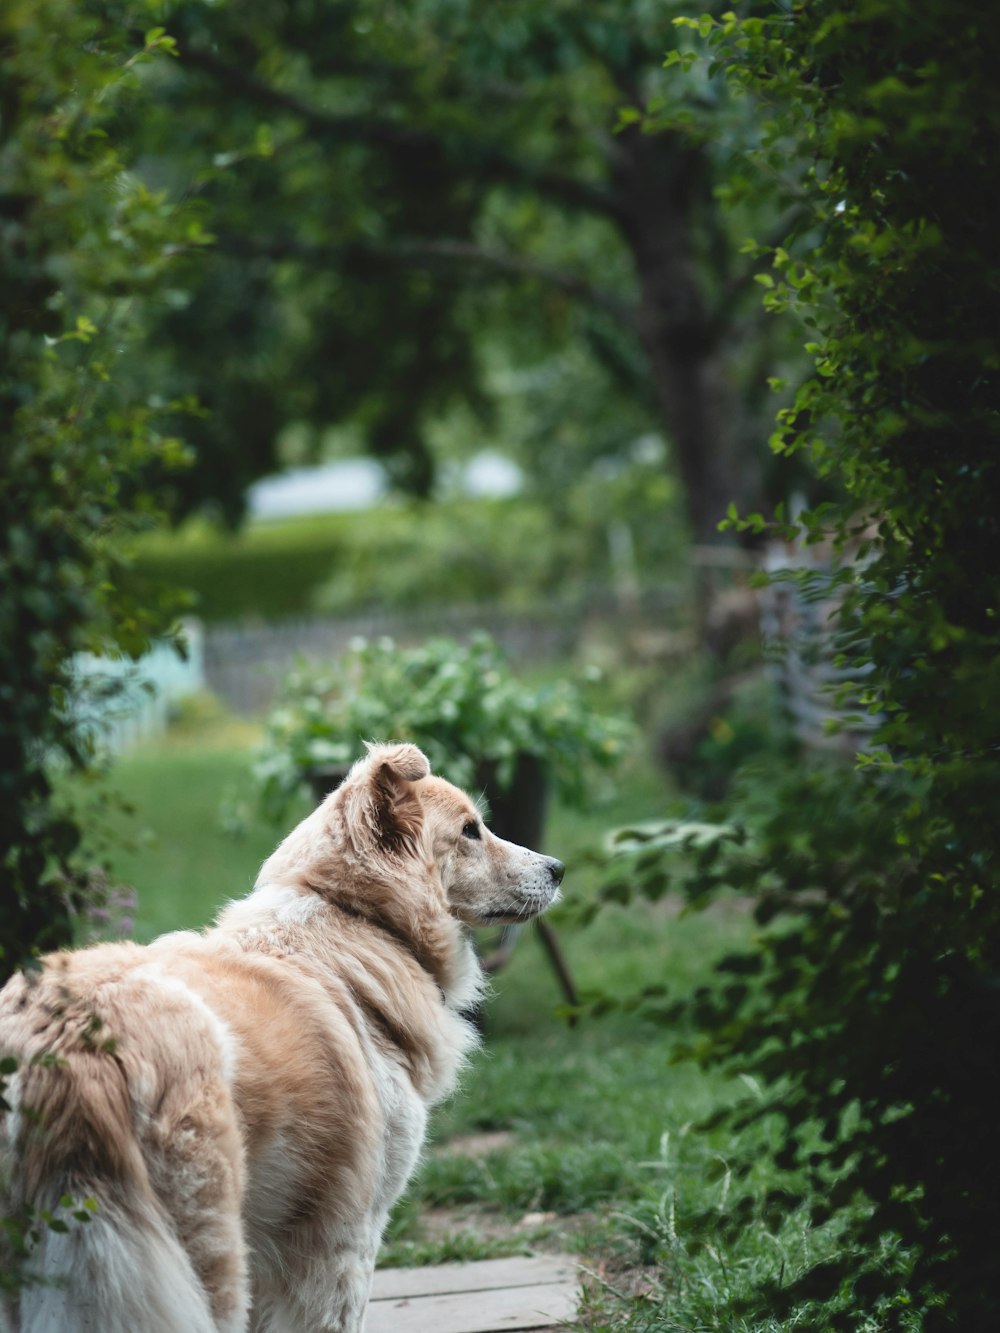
[{"left": 365, "top": 1253, "right": 579, "bottom": 1332}]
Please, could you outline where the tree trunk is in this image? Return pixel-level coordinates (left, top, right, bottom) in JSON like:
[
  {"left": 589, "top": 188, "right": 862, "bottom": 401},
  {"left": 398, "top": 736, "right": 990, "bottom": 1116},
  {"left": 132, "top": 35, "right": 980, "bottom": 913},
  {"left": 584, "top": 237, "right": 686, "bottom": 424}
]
[{"left": 612, "top": 126, "right": 754, "bottom": 546}]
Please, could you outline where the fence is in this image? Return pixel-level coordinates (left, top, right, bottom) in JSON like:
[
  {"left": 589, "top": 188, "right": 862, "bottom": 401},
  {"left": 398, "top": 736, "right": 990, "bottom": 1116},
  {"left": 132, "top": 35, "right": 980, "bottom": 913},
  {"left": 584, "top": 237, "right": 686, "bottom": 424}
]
[
  {"left": 68, "top": 562, "right": 874, "bottom": 750},
  {"left": 202, "top": 588, "right": 682, "bottom": 716},
  {"left": 758, "top": 540, "right": 878, "bottom": 751},
  {"left": 67, "top": 589, "right": 682, "bottom": 748},
  {"left": 71, "top": 621, "right": 205, "bottom": 754}
]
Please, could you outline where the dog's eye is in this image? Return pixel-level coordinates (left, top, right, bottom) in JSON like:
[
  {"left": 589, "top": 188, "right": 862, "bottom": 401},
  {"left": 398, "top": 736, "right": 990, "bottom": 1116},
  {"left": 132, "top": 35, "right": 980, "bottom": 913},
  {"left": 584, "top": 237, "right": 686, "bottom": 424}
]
[{"left": 462, "top": 820, "right": 481, "bottom": 840}]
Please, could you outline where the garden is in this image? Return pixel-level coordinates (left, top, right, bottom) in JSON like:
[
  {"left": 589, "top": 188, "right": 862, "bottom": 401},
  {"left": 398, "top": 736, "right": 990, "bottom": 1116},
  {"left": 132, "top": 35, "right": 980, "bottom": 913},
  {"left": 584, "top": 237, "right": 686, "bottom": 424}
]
[
  {"left": 3, "top": 1, "right": 999, "bottom": 1330},
  {"left": 94, "top": 671, "right": 827, "bottom": 1332}
]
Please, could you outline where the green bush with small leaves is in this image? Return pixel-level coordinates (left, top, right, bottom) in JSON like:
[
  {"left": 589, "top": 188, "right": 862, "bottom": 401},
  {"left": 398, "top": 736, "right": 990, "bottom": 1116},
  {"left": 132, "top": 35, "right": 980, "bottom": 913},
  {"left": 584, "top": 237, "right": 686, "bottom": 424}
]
[
  {"left": 255, "top": 634, "right": 630, "bottom": 821},
  {"left": 0, "top": 2, "right": 202, "bottom": 982},
  {"left": 596, "top": 3, "right": 1000, "bottom": 1329}
]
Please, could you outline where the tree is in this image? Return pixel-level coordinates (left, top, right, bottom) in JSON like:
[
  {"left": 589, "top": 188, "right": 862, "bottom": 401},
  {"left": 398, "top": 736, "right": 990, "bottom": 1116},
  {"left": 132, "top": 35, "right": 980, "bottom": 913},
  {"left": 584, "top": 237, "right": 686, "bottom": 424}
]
[
  {"left": 0, "top": 0, "right": 202, "bottom": 980},
  {"left": 608, "top": 3, "right": 1000, "bottom": 1326},
  {"left": 123, "top": 0, "right": 797, "bottom": 539}
]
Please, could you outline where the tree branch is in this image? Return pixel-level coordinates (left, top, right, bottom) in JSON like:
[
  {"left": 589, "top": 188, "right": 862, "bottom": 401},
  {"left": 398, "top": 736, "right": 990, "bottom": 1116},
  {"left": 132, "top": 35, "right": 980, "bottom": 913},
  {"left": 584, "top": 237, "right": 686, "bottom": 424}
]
[
  {"left": 177, "top": 44, "right": 428, "bottom": 149},
  {"left": 214, "top": 232, "right": 637, "bottom": 326},
  {"left": 385, "top": 239, "right": 637, "bottom": 324},
  {"left": 178, "top": 43, "right": 627, "bottom": 224}
]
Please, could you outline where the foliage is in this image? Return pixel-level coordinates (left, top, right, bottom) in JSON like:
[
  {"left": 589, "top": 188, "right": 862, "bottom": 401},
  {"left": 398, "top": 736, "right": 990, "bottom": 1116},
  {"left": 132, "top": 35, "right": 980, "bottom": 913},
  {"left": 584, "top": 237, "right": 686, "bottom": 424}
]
[
  {"left": 110, "top": 0, "right": 801, "bottom": 538},
  {"left": 596, "top": 2, "right": 1000, "bottom": 1327},
  {"left": 656, "top": 672, "right": 796, "bottom": 802},
  {"left": 311, "top": 501, "right": 576, "bottom": 618},
  {"left": 255, "top": 634, "right": 630, "bottom": 821},
  {"left": 0, "top": 0, "right": 200, "bottom": 981},
  {"left": 131, "top": 512, "right": 362, "bottom": 624}
]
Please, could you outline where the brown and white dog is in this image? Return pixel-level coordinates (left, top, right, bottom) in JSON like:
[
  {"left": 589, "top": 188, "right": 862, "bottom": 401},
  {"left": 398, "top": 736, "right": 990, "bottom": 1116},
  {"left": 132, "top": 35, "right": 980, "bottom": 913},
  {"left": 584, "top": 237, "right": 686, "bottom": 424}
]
[{"left": 0, "top": 742, "right": 563, "bottom": 1333}]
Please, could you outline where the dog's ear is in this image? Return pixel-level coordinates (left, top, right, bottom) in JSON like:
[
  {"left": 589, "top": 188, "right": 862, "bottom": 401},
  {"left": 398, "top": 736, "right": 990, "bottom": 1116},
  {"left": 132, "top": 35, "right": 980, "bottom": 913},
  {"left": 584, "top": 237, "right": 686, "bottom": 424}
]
[
  {"left": 344, "top": 741, "right": 430, "bottom": 855},
  {"left": 365, "top": 741, "right": 431, "bottom": 785}
]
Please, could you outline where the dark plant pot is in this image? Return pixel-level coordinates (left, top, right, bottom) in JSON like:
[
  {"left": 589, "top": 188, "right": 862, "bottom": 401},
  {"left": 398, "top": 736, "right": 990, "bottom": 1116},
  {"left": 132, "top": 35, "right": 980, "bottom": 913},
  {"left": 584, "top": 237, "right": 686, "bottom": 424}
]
[
  {"left": 473, "top": 752, "right": 549, "bottom": 848},
  {"left": 473, "top": 753, "right": 576, "bottom": 1017}
]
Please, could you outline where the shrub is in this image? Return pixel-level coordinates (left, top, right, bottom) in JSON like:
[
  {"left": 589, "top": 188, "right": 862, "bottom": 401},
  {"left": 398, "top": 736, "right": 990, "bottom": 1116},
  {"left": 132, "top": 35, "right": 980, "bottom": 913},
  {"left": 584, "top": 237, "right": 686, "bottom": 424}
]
[
  {"left": 599, "top": 3, "right": 1000, "bottom": 1328},
  {"left": 0, "top": 4, "right": 200, "bottom": 979},
  {"left": 130, "top": 490, "right": 678, "bottom": 626},
  {"left": 131, "top": 514, "right": 355, "bottom": 623},
  {"left": 254, "top": 634, "right": 630, "bottom": 821}
]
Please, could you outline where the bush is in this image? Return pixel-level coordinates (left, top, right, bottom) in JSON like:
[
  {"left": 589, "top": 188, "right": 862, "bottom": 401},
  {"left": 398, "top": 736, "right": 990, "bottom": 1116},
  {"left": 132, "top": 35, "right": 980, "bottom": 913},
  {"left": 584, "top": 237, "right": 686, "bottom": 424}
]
[
  {"left": 310, "top": 501, "right": 576, "bottom": 617},
  {"left": 131, "top": 513, "right": 354, "bottom": 623},
  {"left": 254, "top": 634, "right": 630, "bottom": 821},
  {"left": 0, "top": 3, "right": 202, "bottom": 980},
  {"left": 600, "top": 3, "right": 1000, "bottom": 1328},
  {"left": 131, "top": 501, "right": 570, "bottom": 623},
  {"left": 131, "top": 488, "right": 683, "bottom": 625}
]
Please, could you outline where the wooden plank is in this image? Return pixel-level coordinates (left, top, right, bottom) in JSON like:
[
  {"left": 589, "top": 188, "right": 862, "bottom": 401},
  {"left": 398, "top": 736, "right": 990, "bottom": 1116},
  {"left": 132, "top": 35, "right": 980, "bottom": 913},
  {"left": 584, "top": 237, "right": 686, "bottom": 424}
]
[
  {"left": 371, "top": 1255, "right": 577, "bottom": 1300},
  {"left": 364, "top": 1280, "right": 577, "bottom": 1333}
]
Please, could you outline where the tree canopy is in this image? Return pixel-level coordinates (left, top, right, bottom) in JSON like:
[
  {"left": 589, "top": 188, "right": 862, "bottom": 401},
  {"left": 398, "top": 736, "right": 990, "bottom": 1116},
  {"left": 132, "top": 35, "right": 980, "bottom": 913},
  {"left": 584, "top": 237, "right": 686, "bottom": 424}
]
[{"left": 119, "top": 0, "right": 796, "bottom": 537}]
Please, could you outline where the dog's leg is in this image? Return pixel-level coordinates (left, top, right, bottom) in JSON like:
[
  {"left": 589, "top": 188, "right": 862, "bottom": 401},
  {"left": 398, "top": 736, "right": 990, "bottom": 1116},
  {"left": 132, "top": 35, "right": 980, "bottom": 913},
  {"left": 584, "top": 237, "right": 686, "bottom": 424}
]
[
  {"left": 143, "top": 1082, "right": 250, "bottom": 1333},
  {"left": 249, "top": 1233, "right": 378, "bottom": 1333}
]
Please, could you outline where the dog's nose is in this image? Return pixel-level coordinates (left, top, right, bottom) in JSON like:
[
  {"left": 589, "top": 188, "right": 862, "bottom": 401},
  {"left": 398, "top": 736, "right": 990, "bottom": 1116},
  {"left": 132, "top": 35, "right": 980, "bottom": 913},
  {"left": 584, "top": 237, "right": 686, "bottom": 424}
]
[{"left": 546, "top": 857, "right": 565, "bottom": 885}]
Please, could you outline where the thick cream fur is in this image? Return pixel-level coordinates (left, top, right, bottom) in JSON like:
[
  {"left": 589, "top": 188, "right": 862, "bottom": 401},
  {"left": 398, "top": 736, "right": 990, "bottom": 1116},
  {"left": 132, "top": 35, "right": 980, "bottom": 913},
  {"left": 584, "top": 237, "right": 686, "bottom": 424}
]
[{"left": 0, "top": 742, "right": 561, "bottom": 1333}]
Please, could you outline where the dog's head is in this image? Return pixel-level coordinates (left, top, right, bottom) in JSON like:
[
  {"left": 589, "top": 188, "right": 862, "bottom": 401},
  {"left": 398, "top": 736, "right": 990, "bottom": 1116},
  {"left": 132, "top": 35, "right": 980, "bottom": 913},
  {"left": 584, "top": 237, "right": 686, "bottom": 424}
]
[
  {"left": 338, "top": 742, "right": 564, "bottom": 927},
  {"left": 259, "top": 741, "right": 563, "bottom": 930}
]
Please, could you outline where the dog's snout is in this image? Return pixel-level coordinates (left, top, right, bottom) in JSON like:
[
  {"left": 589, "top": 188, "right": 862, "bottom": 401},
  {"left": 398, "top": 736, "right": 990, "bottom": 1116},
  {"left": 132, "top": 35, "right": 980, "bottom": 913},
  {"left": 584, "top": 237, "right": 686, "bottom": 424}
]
[{"left": 546, "top": 857, "right": 565, "bottom": 886}]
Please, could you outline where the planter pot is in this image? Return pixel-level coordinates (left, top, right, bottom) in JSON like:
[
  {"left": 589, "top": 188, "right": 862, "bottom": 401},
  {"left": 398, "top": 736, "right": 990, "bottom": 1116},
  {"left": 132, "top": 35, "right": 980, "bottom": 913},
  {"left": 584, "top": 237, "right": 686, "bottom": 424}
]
[
  {"left": 472, "top": 752, "right": 549, "bottom": 848},
  {"left": 473, "top": 754, "right": 577, "bottom": 1016}
]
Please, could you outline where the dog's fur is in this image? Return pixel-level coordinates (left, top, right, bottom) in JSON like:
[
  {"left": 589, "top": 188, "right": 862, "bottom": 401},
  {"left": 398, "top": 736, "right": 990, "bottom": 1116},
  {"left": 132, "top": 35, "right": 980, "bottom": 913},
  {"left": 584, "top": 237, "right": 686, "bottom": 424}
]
[{"left": 0, "top": 742, "right": 563, "bottom": 1333}]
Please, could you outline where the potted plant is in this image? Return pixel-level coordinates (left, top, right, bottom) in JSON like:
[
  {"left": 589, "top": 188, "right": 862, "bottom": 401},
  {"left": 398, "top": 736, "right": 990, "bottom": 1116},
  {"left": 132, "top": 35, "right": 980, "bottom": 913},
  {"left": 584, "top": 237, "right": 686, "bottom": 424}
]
[{"left": 256, "top": 632, "right": 627, "bottom": 815}]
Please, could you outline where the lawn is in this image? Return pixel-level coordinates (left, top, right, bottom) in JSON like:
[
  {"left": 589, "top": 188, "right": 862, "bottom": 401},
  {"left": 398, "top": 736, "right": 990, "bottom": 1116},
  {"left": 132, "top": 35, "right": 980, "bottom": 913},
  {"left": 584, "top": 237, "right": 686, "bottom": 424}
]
[
  {"left": 101, "top": 729, "right": 301, "bottom": 941},
  {"left": 93, "top": 724, "right": 851, "bottom": 1332}
]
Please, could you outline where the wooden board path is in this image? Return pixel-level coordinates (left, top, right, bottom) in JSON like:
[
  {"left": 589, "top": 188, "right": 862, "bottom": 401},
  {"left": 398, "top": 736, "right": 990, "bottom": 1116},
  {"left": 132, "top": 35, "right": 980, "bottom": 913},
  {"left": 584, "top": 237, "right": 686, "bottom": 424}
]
[{"left": 365, "top": 1254, "right": 579, "bottom": 1333}]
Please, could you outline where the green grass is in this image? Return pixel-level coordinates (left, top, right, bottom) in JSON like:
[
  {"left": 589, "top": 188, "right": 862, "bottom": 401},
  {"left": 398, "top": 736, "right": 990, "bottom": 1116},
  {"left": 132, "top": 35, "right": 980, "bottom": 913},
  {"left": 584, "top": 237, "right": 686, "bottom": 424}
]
[
  {"left": 88, "top": 725, "right": 861, "bottom": 1332},
  {"left": 94, "top": 720, "right": 308, "bottom": 940}
]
